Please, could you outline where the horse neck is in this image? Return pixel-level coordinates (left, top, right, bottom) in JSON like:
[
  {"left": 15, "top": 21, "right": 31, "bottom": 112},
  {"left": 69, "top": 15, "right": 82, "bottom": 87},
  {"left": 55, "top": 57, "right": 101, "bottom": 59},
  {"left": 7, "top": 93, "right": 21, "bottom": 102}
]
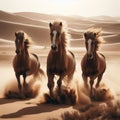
[
  {"left": 17, "top": 48, "right": 29, "bottom": 61},
  {"left": 59, "top": 32, "right": 67, "bottom": 54},
  {"left": 59, "top": 40, "right": 66, "bottom": 55},
  {"left": 51, "top": 44, "right": 66, "bottom": 66}
]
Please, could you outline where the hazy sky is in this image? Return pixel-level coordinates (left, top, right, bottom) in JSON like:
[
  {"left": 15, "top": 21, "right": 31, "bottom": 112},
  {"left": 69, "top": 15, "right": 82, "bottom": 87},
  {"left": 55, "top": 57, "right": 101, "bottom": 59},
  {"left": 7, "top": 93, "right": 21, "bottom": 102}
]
[{"left": 0, "top": 0, "right": 120, "bottom": 17}]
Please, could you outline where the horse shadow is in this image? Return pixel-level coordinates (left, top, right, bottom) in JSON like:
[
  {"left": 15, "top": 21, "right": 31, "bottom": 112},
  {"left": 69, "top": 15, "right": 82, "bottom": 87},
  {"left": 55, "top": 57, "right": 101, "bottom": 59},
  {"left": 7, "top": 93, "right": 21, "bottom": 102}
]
[
  {"left": 0, "top": 98, "right": 17, "bottom": 105},
  {"left": 0, "top": 103, "right": 69, "bottom": 119}
]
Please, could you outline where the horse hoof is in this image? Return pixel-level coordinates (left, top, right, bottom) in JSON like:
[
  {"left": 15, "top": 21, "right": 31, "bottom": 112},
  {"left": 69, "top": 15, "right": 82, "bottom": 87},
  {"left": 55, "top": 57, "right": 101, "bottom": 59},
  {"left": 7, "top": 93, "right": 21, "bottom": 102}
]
[
  {"left": 19, "top": 93, "right": 25, "bottom": 99},
  {"left": 90, "top": 96, "right": 94, "bottom": 100},
  {"left": 20, "top": 95, "right": 25, "bottom": 99},
  {"left": 23, "top": 83, "right": 29, "bottom": 89},
  {"left": 89, "top": 91, "right": 94, "bottom": 99},
  {"left": 50, "top": 93, "right": 54, "bottom": 98},
  {"left": 95, "top": 84, "right": 99, "bottom": 88},
  {"left": 57, "top": 87, "right": 61, "bottom": 93},
  {"left": 44, "top": 93, "right": 56, "bottom": 103}
]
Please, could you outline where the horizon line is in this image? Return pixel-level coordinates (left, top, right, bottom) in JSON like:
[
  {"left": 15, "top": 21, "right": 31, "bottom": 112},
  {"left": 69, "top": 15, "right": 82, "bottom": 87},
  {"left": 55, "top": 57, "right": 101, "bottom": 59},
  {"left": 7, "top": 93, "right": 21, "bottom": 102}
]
[{"left": 1, "top": 10, "right": 120, "bottom": 18}]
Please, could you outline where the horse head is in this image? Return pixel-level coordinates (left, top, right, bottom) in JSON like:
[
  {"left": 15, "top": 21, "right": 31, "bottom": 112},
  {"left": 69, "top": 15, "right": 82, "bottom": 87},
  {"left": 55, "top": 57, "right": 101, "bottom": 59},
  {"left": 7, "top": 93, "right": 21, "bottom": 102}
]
[
  {"left": 15, "top": 31, "right": 30, "bottom": 54},
  {"left": 49, "top": 21, "right": 63, "bottom": 52},
  {"left": 84, "top": 31, "right": 98, "bottom": 60}
]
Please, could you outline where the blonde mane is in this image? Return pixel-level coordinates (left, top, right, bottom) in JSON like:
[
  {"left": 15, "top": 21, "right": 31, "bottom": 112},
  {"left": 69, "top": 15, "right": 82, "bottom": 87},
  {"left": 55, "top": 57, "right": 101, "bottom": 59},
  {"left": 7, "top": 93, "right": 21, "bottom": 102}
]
[
  {"left": 16, "top": 31, "right": 33, "bottom": 48},
  {"left": 24, "top": 32, "right": 33, "bottom": 45}
]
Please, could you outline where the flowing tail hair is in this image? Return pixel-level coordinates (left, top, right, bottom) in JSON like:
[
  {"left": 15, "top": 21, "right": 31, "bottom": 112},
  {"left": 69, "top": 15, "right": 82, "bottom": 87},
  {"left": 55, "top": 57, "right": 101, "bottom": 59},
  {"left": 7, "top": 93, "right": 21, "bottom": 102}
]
[
  {"left": 33, "top": 67, "right": 45, "bottom": 80},
  {"left": 29, "top": 68, "right": 45, "bottom": 86},
  {"left": 39, "top": 68, "right": 45, "bottom": 78}
]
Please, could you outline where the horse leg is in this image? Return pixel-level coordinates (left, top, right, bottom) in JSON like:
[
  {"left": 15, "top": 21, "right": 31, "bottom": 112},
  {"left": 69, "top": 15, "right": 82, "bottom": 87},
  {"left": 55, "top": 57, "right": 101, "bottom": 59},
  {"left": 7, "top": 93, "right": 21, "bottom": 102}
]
[
  {"left": 16, "top": 73, "right": 22, "bottom": 95},
  {"left": 90, "top": 78, "right": 94, "bottom": 98},
  {"left": 95, "top": 73, "right": 103, "bottom": 88},
  {"left": 47, "top": 74, "right": 54, "bottom": 97},
  {"left": 82, "top": 73, "right": 89, "bottom": 89},
  {"left": 90, "top": 75, "right": 97, "bottom": 98},
  {"left": 23, "top": 73, "right": 28, "bottom": 90},
  {"left": 57, "top": 75, "right": 64, "bottom": 92}
]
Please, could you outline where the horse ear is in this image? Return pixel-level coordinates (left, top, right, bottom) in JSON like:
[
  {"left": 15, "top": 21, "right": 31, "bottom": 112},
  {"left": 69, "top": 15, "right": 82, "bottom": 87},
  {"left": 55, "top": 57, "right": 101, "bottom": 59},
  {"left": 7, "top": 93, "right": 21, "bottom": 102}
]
[
  {"left": 15, "top": 32, "right": 17, "bottom": 37},
  {"left": 22, "top": 32, "right": 24, "bottom": 36},
  {"left": 60, "top": 22, "right": 62, "bottom": 26},
  {"left": 24, "top": 39, "right": 29, "bottom": 46},
  {"left": 49, "top": 22, "right": 52, "bottom": 28},
  {"left": 24, "top": 39, "right": 28, "bottom": 43},
  {"left": 94, "top": 33, "right": 96, "bottom": 37}
]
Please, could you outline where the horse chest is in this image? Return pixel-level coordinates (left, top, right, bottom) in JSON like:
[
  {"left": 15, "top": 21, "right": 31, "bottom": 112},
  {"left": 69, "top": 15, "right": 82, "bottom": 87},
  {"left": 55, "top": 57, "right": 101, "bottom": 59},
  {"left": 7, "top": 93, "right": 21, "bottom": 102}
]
[
  {"left": 84, "top": 60, "right": 98, "bottom": 76},
  {"left": 48, "top": 57, "right": 66, "bottom": 75},
  {"left": 14, "top": 55, "right": 29, "bottom": 73}
]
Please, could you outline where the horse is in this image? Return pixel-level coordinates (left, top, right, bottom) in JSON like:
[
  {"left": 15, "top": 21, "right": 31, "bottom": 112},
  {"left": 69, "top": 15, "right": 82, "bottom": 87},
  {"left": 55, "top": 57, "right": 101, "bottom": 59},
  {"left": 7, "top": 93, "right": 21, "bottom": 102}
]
[
  {"left": 47, "top": 21, "right": 76, "bottom": 97},
  {"left": 13, "top": 31, "right": 44, "bottom": 97},
  {"left": 81, "top": 28, "right": 106, "bottom": 98}
]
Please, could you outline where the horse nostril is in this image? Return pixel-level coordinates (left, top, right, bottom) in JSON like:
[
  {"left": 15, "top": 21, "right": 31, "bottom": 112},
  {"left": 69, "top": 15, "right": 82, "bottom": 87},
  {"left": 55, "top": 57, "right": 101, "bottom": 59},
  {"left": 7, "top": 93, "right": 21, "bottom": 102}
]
[
  {"left": 88, "top": 54, "right": 93, "bottom": 59},
  {"left": 51, "top": 45, "right": 57, "bottom": 50},
  {"left": 15, "top": 49, "right": 20, "bottom": 54},
  {"left": 89, "top": 54, "right": 92, "bottom": 57}
]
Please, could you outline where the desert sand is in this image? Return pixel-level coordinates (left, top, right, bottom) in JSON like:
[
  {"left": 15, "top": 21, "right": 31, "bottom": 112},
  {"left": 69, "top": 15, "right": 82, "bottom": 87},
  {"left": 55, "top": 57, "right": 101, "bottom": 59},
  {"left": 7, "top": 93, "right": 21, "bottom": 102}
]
[{"left": 0, "top": 10, "right": 120, "bottom": 120}]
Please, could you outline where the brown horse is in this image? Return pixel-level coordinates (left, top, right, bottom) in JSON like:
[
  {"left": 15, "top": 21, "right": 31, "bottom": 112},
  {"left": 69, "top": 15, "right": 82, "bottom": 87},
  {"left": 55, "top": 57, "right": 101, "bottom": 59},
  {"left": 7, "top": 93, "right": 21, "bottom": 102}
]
[
  {"left": 81, "top": 28, "right": 106, "bottom": 97},
  {"left": 47, "top": 21, "right": 76, "bottom": 96},
  {"left": 13, "top": 31, "right": 44, "bottom": 97}
]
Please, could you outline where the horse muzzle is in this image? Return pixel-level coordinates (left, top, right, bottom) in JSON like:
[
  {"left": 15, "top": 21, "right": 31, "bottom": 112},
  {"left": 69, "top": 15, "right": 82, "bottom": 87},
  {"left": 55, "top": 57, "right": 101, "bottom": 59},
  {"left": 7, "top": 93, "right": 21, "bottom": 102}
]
[
  {"left": 87, "top": 53, "right": 93, "bottom": 59},
  {"left": 51, "top": 45, "right": 58, "bottom": 51},
  {"left": 15, "top": 49, "right": 20, "bottom": 54}
]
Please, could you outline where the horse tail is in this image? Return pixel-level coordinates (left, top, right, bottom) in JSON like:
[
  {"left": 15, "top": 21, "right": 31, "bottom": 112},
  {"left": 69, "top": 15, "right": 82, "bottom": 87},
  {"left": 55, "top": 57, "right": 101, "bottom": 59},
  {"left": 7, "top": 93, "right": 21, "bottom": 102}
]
[
  {"left": 39, "top": 68, "right": 45, "bottom": 77},
  {"left": 68, "top": 50, "right": 75, "bottom": 59},
  {"left": 33, "top": 68, "right": 45, "bottom": 81},
  {"left": 100, "top": 53, "right": 106, "bottom": 59},
  {"left": 68, "top": 50, "right": 76, "bottom": 69},
  {"left": 31, "top": 53, "right": 45, "bottom": 78}
]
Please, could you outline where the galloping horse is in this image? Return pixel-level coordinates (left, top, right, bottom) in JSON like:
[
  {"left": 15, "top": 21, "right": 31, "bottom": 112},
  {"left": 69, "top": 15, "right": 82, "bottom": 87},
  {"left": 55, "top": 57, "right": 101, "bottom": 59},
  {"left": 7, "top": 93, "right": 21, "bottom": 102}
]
[
  {"left": 13, "top": 31, "right": 44, "bottom": 97},
  {"left": 81, "top": 28, "right": 106, "bottom": 97},
  {"left": 47, "top": 21, "right": 76, "bottom": 96}
]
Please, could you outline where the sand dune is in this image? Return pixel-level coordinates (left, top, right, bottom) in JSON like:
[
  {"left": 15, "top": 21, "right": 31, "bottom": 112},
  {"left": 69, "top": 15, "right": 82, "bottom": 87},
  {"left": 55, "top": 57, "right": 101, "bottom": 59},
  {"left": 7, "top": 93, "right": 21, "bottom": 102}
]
[
  {"left": 0, "top": 10, "right": 120, "bottom": 120},
  {"left": 0, "top": 38, "right": 14, "bottom": 45},
  {"left": 0, "top": 10, "right": 48, "bottom": 27},
  {"left": 88, "top": 15, "right": 120, "bottom": 22},
  {"left": 0, "top": 11, "right": 120, "bottom": 48},
  {"left": 0, "top": 20, "right": 49, "bottom": 46},
  {"left": 101, "top": 43, "right": 120, "bottom": 51},
  {"left": 15, "top": 12, "right": 89, "bottom": 23}
]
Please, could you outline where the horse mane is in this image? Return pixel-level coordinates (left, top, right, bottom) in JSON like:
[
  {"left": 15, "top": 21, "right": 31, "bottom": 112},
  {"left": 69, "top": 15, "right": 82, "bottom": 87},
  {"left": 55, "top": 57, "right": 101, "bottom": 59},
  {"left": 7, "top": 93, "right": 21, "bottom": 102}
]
[
  {"left": 23, "top": 31, "right": 33, "bottom": 48},
  {"left": 16, "top": 31, "right": 33, "bottom": 48},
  {"left": 52, "top": 21, "right": 71, "bottom": 49},
  {"left": 85, "top": 28, "right": 105, "bottom": 50}
]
